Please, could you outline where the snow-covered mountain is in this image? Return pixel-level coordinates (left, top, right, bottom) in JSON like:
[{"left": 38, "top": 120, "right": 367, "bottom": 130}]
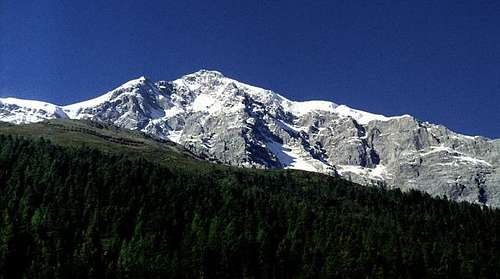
[{"left": 1, "top": 70, "right": 499, "bottom": 206}]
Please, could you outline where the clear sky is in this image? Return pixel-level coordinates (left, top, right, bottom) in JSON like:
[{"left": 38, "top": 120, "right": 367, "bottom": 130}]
[{"left": 1, "top": 1, "right": 499, "bottom": 138}]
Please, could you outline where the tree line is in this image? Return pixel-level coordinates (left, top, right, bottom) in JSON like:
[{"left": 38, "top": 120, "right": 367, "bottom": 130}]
[{"left": 0, "top": 134, "right": 499, "bottom": 278}]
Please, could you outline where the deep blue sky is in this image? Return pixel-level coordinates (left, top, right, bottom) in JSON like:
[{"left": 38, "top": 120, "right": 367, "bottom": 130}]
[{"left": 1, "top": 1, "right": 499, "bottom": 138}]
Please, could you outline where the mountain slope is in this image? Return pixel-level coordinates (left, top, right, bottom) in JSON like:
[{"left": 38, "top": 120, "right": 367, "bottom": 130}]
[
  {"left": 0, "top": 119, "right": 204, "bottom": 167},
  {"left": 1, "top": 70, "right": 499, "bottom": 206},
  {"left": 1, "top": 126, "right": 500, "bottom": 278}
]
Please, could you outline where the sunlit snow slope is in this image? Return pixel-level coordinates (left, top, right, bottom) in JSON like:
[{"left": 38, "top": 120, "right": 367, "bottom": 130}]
[{"left": 1, "top": 70, "right": 499, "bottom": 207}]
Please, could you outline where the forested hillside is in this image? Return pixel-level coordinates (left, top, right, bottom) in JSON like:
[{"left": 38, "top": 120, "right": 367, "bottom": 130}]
[{"left": 0, "top": 129, "right": 499, "bottom": 278}]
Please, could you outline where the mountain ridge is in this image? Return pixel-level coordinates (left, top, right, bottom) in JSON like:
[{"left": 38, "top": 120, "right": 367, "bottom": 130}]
[{"left": 1, "top": 69, "right": 499, "bottom": 206}]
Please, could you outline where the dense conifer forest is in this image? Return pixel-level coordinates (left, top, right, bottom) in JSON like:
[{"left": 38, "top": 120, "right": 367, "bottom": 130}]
[{"left": 0, "top": 130, "right": 500, "bottom": 278}]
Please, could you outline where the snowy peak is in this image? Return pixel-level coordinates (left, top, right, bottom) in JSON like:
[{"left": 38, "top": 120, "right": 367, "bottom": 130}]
[
  {"left": 63, "top": 76, "right": 161, "bottom": 118},
  {"left": 173, "top": 70, "right": 409, "bottom": 124},
  {"left": 1, "top": 69, "right": 499, "bottom": 207},
  {"left": 284, "top": 100, "right": 338, "bottom": 116},
  {"left": 333, "top": 105, "right": 412, "bottom": 125},
  {"left": 0, "top": 97, "right": 61, "bottom": 113},
  {"left": 173, "top": 70, "right": 226, "bottom": 92},
  {"left": 0, "top": 70, "right": 482, "bottom": 132},
  {"left": 168, "top": 70, "right": 278, "bottom": 116},
  {"left": 0, "top": 97, "right": 68, "bottom": 123},
  {"left": 184, "top": 69, "right": 225, "bottom": 80}
]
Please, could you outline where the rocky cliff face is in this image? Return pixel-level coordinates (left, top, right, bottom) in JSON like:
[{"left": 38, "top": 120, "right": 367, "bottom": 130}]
[{"left": 1, "top": 70, "right": 499, "bottom": 206}]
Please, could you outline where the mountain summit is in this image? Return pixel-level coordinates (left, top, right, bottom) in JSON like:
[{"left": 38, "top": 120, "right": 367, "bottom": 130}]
[{"left": 1, "top": 70, "right": 499, "bottom": 206}]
